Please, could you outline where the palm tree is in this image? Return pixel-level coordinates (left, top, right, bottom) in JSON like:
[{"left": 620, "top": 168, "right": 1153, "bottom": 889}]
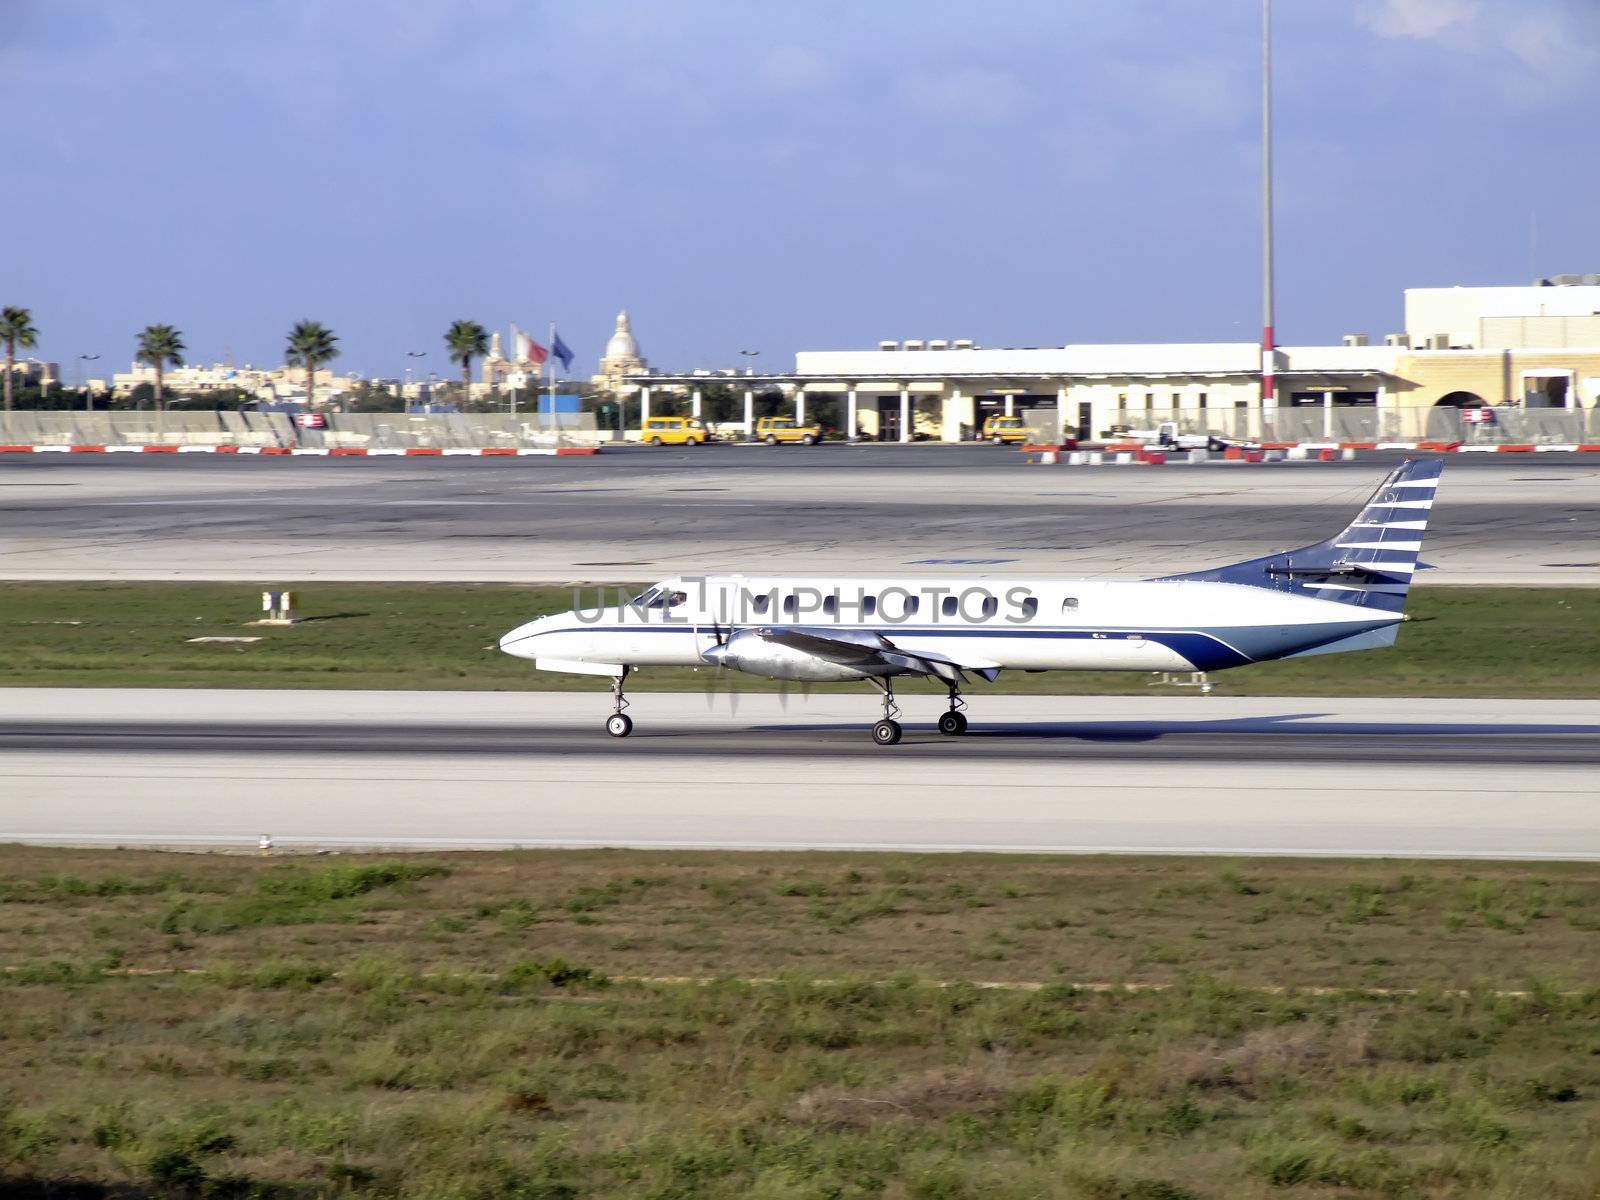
[
  {"left": 136, "top": 324, "right": 185, "bottom": 434},
  {"left": 285, "top": 320, "right": 340, "bottom": 409},
  {"left": 2, "top": 306, "right": 38, "bottom": 415},
  {"left": 445, "top": 320, "right": 489, "bottom": 407}
]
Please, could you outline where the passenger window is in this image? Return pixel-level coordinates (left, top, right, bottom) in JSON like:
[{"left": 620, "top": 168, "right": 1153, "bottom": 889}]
[
  {"left": 861, "top": 595, "right": 877, "bottom": 617},
  {"left": 1062, "top": 597, "right": 1079, "bottom": 613},
  {"left": 782, "top": 595, "right": 797, "bottom": 618},
  {"left": 750, "top": 594, "right": 770, "bottom": 616},
  {"left": 1019, "top": 597, "right": 1038, "bottom": 620},
  {"left": 980, "top": 595, "right": 998, "bottom": 619},
  {"left": 822, "top": 596, "right": 838, "bottom": 617},
  {"left": 941, "top": 596, "right": 958, "bottom": 617},
  {"left": 904, "top": 596, "right": 920, "bottom": 616}
]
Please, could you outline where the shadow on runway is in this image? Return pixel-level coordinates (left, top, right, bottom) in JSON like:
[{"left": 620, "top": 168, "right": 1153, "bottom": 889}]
[{"left": 751, "top": 713, "right": 1600, "bottom": 743}]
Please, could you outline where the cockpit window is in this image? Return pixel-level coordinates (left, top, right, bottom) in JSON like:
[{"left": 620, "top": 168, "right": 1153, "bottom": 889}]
[{"left": 630, "top": 586, "right": 686, "bottom": 610}]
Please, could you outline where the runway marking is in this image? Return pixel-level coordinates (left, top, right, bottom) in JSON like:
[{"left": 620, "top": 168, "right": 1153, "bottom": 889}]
[{"left": 3, "top": 832, "right": 1597, "bottom": 861}]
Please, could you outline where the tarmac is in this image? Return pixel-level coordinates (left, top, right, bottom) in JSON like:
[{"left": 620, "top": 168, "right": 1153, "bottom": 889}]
[
  {"left": 2, "top": 446, "right": 1598, "bottom": 585},
  {"left": 4, "top": 689, "right": 1597, "bottom": 859}
]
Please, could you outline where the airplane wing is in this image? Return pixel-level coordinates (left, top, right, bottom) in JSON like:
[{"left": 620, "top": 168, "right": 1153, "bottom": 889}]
[{"left": 752, "top": 627, "right": 1001, "bottom": 684}]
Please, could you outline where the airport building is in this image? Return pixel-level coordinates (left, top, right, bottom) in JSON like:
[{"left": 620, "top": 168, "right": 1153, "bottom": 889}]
[{"left": 621, "top": 280, "right": 1600, "bottom": 443}]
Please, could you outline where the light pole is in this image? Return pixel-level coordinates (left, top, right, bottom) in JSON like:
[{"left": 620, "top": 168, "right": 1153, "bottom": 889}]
[
  {"left": 79, "top": 354, "right": 100, "bottom": 411},
  {"left": 1261, "top": 0, "right": 1277, "bottom": 419},
  {"left": 404, "top": 351, "right": 426, "bottom": 410}
]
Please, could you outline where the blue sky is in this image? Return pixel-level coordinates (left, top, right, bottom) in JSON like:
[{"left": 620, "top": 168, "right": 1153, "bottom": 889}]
[{"left": 7, "top": 0, "right": 1599, "bottom": 377}]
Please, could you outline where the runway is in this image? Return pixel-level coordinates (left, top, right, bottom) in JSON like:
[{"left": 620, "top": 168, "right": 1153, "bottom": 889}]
[
  {"left": 3, "top": 448, "right": 1599, "bottom": 585},
  {"left": 5, "top": 689, "right": 1598, "bottom": 858}
]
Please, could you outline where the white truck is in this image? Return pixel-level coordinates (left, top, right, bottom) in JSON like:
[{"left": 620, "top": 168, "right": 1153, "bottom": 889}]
[{"left": 1112, "top": 421, "right": 1244, "bottom": 452}]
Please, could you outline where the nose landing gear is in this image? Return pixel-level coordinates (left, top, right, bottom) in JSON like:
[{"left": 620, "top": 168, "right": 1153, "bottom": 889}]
[{"left": 605, "top": 669, "right": 632, "bottom": 738}]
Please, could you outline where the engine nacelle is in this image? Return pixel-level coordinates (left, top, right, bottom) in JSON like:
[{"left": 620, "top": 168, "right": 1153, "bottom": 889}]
[{"left": 702, "top": 629, "right": 884, "bottom": 683}]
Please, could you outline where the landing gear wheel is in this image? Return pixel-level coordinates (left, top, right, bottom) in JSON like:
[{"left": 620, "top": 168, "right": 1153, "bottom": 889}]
[
  {"left": 872, "top": 719, "right": 902, "bottom": 746},
  {"left": 606, "top": 713, "right": 633, "bottom": 738},
  {"left": 937, "top": 711, "right": 968, "bottom": 736}
]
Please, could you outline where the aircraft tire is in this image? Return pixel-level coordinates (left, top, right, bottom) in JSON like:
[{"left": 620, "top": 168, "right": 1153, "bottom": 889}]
[
  {"left": 937, "top": 711, "right": 967, "bottom": 736},
  {"left": 871, "top": 719, "right": 902, "bottom": 746},
  {"left": 606, "top": 714, "right": 634, "bottom": 738}
]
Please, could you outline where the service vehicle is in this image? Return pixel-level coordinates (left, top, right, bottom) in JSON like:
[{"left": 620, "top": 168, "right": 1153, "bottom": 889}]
[
  {"left": 753, "top": 416, "right": 821, "bottom": 445},
  {"left": 978, "top": 414, "right": 1030, "bottom": 444},
  {"left": 1115, "top": 421, "right": 1239, "bottom": 452},
  {"left": 640, "top": 416, "right": 712, "bottom": 446}
]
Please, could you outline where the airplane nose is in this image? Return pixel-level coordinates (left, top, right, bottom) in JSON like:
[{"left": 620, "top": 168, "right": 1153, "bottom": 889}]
[{"left": 499, "top": 615, "right": 554, "bottom": 656}]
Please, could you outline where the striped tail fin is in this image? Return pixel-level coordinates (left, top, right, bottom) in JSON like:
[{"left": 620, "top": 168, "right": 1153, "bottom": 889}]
[{"left": 1161, "top": 458, "right": 1444, "bottom": 613}]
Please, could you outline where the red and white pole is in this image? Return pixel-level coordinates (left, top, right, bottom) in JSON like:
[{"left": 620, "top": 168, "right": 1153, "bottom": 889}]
[{"left": 1261, "top": 0, "right": 1277, "bottom": 416}]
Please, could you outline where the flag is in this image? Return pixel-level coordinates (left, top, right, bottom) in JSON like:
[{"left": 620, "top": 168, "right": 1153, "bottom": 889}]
[
  {"left": 551, "top": 330, "right": 574, "bottom": 371},
  {"left": 523, "top": 335, "right": 550, "bottom": 366}
]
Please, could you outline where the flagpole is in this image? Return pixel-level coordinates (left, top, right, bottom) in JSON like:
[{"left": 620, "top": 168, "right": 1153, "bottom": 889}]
[
  {"left": 547, "top": 322, "right": 557, "bottom": 438},
  {"left": 509, "top": 325, "right": 518, "bottom": 415}
]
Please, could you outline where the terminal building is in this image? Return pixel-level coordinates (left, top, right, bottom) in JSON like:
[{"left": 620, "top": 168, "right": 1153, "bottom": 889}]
[{"left": 622, "top": 280, "right": 1600, "bottom": 444}]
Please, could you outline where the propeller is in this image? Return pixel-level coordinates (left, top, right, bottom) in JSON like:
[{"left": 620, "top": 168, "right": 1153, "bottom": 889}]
[{"left": 700, "top": 609, "right": 745, "bottom": 715}]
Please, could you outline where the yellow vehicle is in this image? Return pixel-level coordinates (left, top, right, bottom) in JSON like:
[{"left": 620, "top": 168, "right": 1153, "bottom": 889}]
[
  {"left": 754, "top": 416, "right": 821, "bottom": 445},
  {"left": 641, "top": 416, "right": 712, "bottom": 446},
  {"left": 978, "top": 414, "right": 1029, "bottom": 444}
]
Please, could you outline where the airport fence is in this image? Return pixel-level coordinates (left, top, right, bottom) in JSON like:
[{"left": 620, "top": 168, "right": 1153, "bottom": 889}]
[
  {"left": 0, "top": 411, "right": 603, "bottom": 450},
  {"left": 1105, "top": 406, "right": 1600, "bottom": 446}
]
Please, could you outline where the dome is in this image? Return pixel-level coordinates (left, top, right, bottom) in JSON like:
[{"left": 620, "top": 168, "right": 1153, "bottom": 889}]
[{"left": 604, "top": 310, "right": 640, "bottom": 361}]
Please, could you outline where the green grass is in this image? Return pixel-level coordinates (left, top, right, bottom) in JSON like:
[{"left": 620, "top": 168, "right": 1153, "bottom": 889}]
[
  {"left": 3, "top": 847, "right": 1600, "bottom": 1198},
  {"left": 1, "top": 582, "right": 1597, "bottom": 696}
]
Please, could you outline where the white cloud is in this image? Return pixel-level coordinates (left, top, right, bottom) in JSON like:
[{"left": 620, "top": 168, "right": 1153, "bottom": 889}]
[
  {"left": 759, "top": 45, "right": 834, "bottom": 92},
  {"left": 1359, "top": 0, "right": 1600, "bottom": 67},
  {"left": 1358, "top": 0, "right": 1600, "bottom": 101},
  {"left": 898, "top": 67, "right": 1028, "bottom": 123},
  {"left": 1360, "top": 0, "right": 1480, "bottom": 41}
]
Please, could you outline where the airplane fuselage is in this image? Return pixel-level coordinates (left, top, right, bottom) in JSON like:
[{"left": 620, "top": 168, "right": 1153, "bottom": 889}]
[{"left": 499, "top": 574, "right": 1401, "bottom": 678}]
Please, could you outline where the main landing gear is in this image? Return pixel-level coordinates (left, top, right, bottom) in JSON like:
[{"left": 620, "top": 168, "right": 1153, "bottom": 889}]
[
  {"left": 938, "top": 684, "right": 968, "bottom": 737},
  {"left": 871, "top": 679, "right": 902, "bottom": 745},
  {"left": 605, "top": 669, "right": 633, "bottom": 738},
  {"left": 869, "top": 680, "right": 971, "bottom": 744}
]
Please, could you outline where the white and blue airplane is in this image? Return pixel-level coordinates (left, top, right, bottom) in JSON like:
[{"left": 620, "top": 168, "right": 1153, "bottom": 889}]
[{"left": 500, "top": 458, "right": 1444, "bottom": 744}]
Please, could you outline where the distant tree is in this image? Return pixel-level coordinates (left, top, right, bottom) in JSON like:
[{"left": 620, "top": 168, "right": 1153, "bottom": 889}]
[
  {"left": 444, "top": 320, "right": 490, "bottom": 405},
  {"left": 347, "top": 379, "right": 404, "bottom": 413},
  {"left": 1, "top": 306, "right": 38, "bottom": 415},
  {"left": 285, "top": 320, "right": 340, "bottom": 409},
  {"left": 135, "top": 324, "right": 185, "bottom": 422}
]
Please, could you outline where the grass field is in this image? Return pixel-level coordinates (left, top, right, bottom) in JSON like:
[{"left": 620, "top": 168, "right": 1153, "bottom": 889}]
[
  {"left": 3, "top": 846, "right": 1600, "bottom": 1198},
  {"left": 2, "top": 582, "right": 1598, "bottom": 697}
]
